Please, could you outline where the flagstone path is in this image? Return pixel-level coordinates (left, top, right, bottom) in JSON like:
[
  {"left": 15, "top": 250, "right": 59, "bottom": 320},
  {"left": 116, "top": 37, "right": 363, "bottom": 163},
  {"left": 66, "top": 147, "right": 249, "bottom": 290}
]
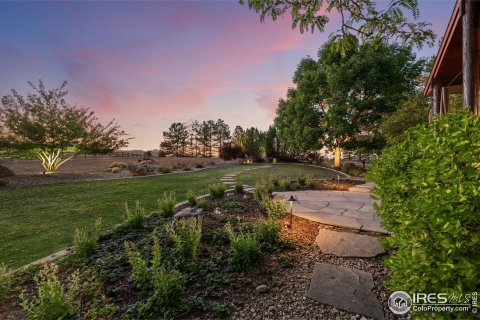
[{"left": 276, "top": 182, "right": 387, "bottom": 319}]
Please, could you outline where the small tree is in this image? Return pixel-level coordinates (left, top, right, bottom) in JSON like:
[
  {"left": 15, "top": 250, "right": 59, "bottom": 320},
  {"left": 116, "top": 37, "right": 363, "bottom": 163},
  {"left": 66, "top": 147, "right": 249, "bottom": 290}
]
[{"left": 0, "top": 80, "right": 130, "bottom": 173}]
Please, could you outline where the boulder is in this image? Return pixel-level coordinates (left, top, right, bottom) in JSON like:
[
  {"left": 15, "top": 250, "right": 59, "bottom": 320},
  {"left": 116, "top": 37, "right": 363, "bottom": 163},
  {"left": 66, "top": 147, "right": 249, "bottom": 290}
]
[
  {"left": 127, "top": 163, "right": 158, "bottom": 176},
  {"left": 0, "top": 164, "right": 15, "bottom": 178}
]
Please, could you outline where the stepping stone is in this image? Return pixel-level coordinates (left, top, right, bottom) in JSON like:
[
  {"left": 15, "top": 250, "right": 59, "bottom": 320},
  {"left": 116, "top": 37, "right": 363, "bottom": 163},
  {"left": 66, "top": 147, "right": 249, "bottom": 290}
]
[
  {"left": 306, "top": 263, "right": 384, "bottom": 320},
  {"left": 223, "top": 181, "right": 236, "bottom": 184},
  {"left": 296, "top": 212, "right": 362, "bottom": 230},
  {"left": 315, "top": 229, "right": 385, "bottom": 257},
  {"left": 224, "top": 173, "right": 237, "bottom": 177},
  {"left": 220, "top": 178, "right": 235, "bottom": 181}
]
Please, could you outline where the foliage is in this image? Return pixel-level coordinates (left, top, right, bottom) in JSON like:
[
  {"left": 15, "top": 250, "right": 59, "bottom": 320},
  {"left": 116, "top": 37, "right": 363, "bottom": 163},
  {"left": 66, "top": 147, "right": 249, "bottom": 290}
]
[
  {"left": 341, "top": 163, "right": 365, "bottom": 177},
  {"left": 160, "top": 122, "right": 190, "bottom": 157},
  {"left": 297, "top": 175, "right": 306, "bottom": 186},
  {"left": 253, "top": 180, "right": 273, "bottom": 203},
  {"left": 108, "top": 162, "right": 127, "bottom": 169},
  {"left": 261, "top": 198, "right": 286, "bottom": 219},
  {"left": 158, "top": 166, "right": 172, "bottom": 174},
  {"left": 196, "top": 199, "right": 208, "bottom": 210},
  {"left": 141, "top": 268, "right": 185, "bottom": 318},
  {"left": 0, "top": 80, "right": 129, "bottom": 173},
  {"left": 20, "top": 263, "right": 79, "bottom": 320},
  {"left": 225, "top": 223, "right": 261, "bottom": 271},
  {"left": 211, "top": 302, "right": 229, "bottom": 319},
  {"left": 278, "top": 178, "right": 292, "bottom": 191},
  {"left": 234, "top": 182, "right": 244, "bottom": 193},
  {"left": 0, "top": 263, "right": 12, "bottom": 298},
  {"left": 240, "top": 0, "right": 435, "bottom": 50},
  {"left": 380, "top": 93, "right": 430, "bottom": 142},
  {"left": 186, "top": 189, "right": 197, "bottom": 206},
  {"left": 235, "top": 127, "right": 266, "bottom": 159},
  {"left": 170, "top": 218, "right": 202, "bottom": 261},
  {"left": 125, "top": 236, "right": 185, "bottom": 317},
  {"left": 111, "top": 166, "right": 121, "bottom": 173},
  {"left": 123, "top": 201, "right": 146, "bottom": 228},
  {"left": 367, "top": 111, "right": 480, "bottom": 318},
  {"left": 257, "top": 217, "right": 282, "bottom": 250},
  {"left": 209, "top": 183, "right": 226, "bottom": 199},
  {"left": 195, "top": 162, "right": 204, "bottom": 168},
  {"left": 74, "top": 218, "right": 102, "bottom": 259},
  {"left": 219, "top": 143, "right": 244, "bottom": 160},
  {"left": 305, "top": 174, "right": 315, "bottom": 189},
  {"left": 157, "top": 192, "right": 176, "bottom": 217}
]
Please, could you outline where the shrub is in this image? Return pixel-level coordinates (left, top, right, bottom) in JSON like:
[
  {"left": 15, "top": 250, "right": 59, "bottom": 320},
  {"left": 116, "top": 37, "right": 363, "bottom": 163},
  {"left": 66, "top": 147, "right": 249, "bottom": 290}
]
[
  {"left": 158, "top": 166, "right": 172, "bottom": 174},
  {"left": 342, "top": 162, "right": 365, "bottom": 176},
  {"left": 142, "top": 268, "right": 185, "bottom": 317},
  {"left": 206, "top": 160, "right": 216, "bottom": 166},
  {"left": 182, "top": 166, "right": 192, "bottom": 171},
  {"left": 20, "top": 264, "right": 79, "bottom": 319},
  {"left": 74, "top": 218, "right": 102, "bottom": 259},
  {"left": 195, "top": 162, "right": 204, "bottom": 168},
  {"left": 0, "top": 263, "right": 12, "bottom": 299},
  {"left": 278, "top": 178, "right": 291, "bottom": 191},
  {"left": 219, "top": 143, "right": 244, "bottom": 160},
  {"left": 225, "top": 223, "right": 261, "bottom": 271},
  {"left": 108, "top": 162, "right": 127, "bottom": 169},
  {"left": 367, "top": 110, "right": 480, "bottom": 318},
  {"left": 305, "top": 175, "right": 315, "bottom": 189},
  {"left": 209, "top": 183, "right": 225, "bottom": 199},
  {"left": 253, "top": 180, "right": 272, "bottom": 203},
  {"left": 234, "top": 182, "right": 244, "bottom": 193},
  {"left": 196, "top": 199, "right": 208, "bottom": 210},
  {"left": 111, "top": 167, "right": 122, "bottom": 173},
  {"left": 297, "top": 175, "right": 306, "bottom": 186},
  {"left": 170, "top": 218, "right": 202, "bottom": 261},
  {"left": 123, "top": 201, "right": 146, "bottom": 228},
  {"left": 211, "top": 302, "right": 228, "bottom": 319},
  {"left": 261, "top": 198, "right": 286, "bottom": 219},
  {"left": 257, "top": 217, "right": 282, "bottom": 249},
  {"left": 125, "top": 236, "right": 162, "bottom": 290},
  {"left": 186, "top": 189, "right": 197, "bottom": 206},
  {"left": 158, "top": 192, "right": 176, "bottom": 217}
]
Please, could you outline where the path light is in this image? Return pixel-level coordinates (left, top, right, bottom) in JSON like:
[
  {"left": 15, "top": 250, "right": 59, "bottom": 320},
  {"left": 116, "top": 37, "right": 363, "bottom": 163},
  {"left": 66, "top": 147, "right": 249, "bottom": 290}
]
[{"left": 287, "top": 195, "right": 297, "bottom": 228}]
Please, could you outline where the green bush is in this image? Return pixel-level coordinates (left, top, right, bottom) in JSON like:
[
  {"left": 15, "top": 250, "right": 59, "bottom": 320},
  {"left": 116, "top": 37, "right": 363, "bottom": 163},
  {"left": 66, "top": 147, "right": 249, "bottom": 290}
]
[
  {"left": 209, "top": 183, "right": 226, "bottom": 199},
  {"left": 74, "top": 218, "right": 102, "bottom": 259},
  {"left": 367, "top": 110, "right": 480, "bottom": 318},
  {"left": 123, "top": 201, "right": 146, "bottom": 228},
  {"left": 125, "top": 236, "right": 162, "bottom": 290},
  {"left": 170, "top": 218, "right": 202, "bottom": 261},
  {"left": 158, "top": 192, "right": 176, "bottom": 217},
  {"left": 225, "top": 223, "right": 261, "bottom": 271},
  {"left": 253, "top": 180, "right": 272, "bottom": 203},
  {"left": 278, "top": 178, "right": 291, "bottom": 191},
  {"left": 211, "top": 302, "right": 228, "bottom": 319},
  {"left": 234, "top": 182, "right": 244, "bottom": 193},
  {"left": 158, "top": 166, "right": 172, "bottom": 174},
  {"left": 20, "top": 263, "right": 79, "bottom": 319},
  {"left": 297, "top": 175, "right": 306, "bottom": 186},
  {"left": 111, "top": 166, "right": 122, "bottom": 173},
  {"left": 0, "top": 263, "right": 12, "bottom": 299},
  {"left": 186, "top": 189, "right": 197, "bottom": 206},
  {"left": 261, "top": 198, "right": 286, "bottom": 219},
  {"left": 305, "top": 175, "right": 315, "bottom": 189},
  {"left": 257, "top": 217, "right": 282, "bottom": 250},
  {"left": 196, "top": 199, "right": 208, "bottom": 210}
]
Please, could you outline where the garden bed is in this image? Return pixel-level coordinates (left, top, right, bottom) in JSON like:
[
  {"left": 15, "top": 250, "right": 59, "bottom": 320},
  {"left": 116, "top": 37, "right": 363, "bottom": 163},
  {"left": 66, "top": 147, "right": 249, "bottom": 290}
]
[{"left": 0, "top": 185, "right": 397, "bottom": 319}]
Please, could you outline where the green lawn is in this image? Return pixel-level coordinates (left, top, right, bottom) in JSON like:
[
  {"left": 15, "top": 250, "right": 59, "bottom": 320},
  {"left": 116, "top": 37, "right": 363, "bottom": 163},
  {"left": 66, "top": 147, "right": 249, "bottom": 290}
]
[{"left": 0, "top": 164, "right": 343, "bottom": 267}]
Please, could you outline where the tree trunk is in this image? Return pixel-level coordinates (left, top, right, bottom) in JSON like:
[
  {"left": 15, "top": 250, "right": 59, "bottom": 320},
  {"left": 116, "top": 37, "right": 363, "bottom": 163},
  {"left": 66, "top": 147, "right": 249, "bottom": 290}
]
[{"left": 334, "top": 147, "right": 342, "bottom": 167}]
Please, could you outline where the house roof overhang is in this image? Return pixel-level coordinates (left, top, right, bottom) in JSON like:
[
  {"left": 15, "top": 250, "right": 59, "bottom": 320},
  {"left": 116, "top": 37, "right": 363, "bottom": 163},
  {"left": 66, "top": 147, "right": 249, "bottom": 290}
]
[{"left": 424, "top": 0, "right": 463, "bottom": 96}]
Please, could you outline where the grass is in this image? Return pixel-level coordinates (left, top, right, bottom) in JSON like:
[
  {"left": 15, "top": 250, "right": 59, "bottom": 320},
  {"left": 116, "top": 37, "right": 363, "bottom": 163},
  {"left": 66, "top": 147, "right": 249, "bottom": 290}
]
[{"left": 0, "top": 164, "right": 343, "bottom": 268}]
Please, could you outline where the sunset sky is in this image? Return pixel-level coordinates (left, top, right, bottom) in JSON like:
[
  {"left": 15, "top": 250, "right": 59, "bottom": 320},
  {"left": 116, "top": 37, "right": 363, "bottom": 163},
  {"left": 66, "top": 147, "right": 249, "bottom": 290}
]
[{"left": 0, "top": 1, "right": 455, "bottom": 150}]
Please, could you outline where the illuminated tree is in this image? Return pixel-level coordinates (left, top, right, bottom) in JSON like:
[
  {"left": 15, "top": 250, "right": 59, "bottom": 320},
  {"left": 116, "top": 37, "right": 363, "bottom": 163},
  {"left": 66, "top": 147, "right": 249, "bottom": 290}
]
[{"left": 0, "top": 80, "right": 130, "bottom": 173}]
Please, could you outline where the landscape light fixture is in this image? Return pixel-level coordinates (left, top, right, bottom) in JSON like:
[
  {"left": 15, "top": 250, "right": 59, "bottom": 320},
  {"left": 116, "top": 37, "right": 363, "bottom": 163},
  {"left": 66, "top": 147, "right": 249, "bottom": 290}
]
[{"left": 287, "top": 195, "right": 297, "bottom": 228}]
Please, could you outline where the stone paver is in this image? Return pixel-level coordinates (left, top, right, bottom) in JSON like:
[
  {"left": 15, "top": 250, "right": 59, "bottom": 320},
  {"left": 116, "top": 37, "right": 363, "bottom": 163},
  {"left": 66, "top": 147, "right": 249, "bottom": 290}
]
[
  {"left": 306, "top": 263, "right": 384, "bottom": 320},
  {"left": 273, "top": 185, "right": 389, "bottom": 234},
  {"left": 315, "top": 229, "right": 384, "bottom": 257}
]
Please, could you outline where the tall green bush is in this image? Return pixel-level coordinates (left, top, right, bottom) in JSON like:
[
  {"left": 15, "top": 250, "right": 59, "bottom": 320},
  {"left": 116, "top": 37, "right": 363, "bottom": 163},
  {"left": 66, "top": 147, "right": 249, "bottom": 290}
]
[
  {"left": 367, "top": 111, "right": 480, "bottom": 318},
  {"left": 0, "top": 263, "right": 12, "bottom": 299},
  {"left": 74, "top": 218, "right": 102, "bottom": 259}
]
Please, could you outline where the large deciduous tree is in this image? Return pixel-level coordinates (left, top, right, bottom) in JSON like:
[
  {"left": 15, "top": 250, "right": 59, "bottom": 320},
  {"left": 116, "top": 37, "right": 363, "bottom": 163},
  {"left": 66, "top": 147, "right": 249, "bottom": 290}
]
[
  {"left": 240, "top": 0, "right": 435, "bottom": 52},
  {"left": 0, "top": 80, "right": 130, "bottom": 173}
]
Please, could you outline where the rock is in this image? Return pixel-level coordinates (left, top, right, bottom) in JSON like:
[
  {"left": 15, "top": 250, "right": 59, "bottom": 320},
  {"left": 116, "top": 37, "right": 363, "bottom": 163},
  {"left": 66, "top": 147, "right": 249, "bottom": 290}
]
[
  {"left": 0, "top": 164, "right": 15, "bottom": 178},
  {"left": 235, "top": 158, "right": 244, "bottom": 165},
  {"left": 306, "top": 263, "right": 384, "bottom": 320},
  {"left": 256, "top": 285, "right": 269, "bottom": 293},
  {"left": 268, "top": 306, "right": 276, "bottom": 313},
  {"left": 127, "top": 163, "right": 158, "bottom": 176},
  {"left": 213, "top": 207, "right": 222, "bottom": 215},
  {"left": 315, "top": 229, "right": 385, "bottom": 258},
  {"left": 174, "top": 207, "right": 203, "bottom": 219}
]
